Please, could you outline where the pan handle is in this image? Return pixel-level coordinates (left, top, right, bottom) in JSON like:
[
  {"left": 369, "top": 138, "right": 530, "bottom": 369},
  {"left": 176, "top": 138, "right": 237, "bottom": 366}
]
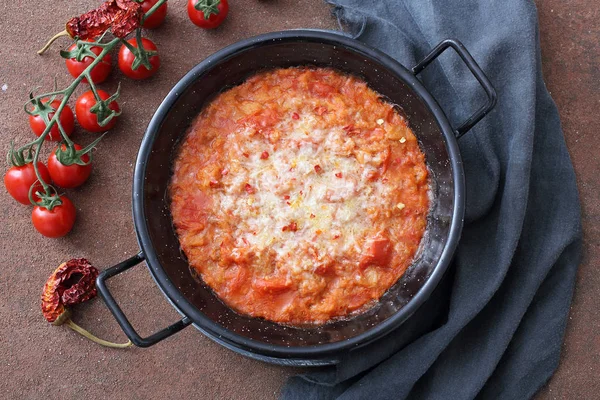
[
  {"left": 412, "top": 39, "right": 497, "bottom": 138},
  {"left": 96, "top": 252, "right": 192, "bottom": 348}
]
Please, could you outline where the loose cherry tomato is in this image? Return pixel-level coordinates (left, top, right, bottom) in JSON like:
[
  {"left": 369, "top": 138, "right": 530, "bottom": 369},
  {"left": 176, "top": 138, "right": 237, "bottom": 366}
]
[
  {"left": 75, "top": 90, "right": 120, "bottom": 133},
  {"left": 4, "top": 162, "right": 52, "bottom": 205},
  {"left": 141, "top": 0, "right": 168, "bottom": 29},
  {"left": 28, "top": 100, "right": 75, "bottom": 141},
  {"left": 187, "top": 0, "right": 229, "bottom": 29},
  {"left": 118, "top": 38, "right": 160, "bottom": 80},
  {"left": 65, "top": 41, "right": 112, "bottom": 84},
  {"left": 47, "top": 144, "right": 92, "bottom": 188},
  {"left": 32, "top": 196, "right": 76, "bottom": 238}
]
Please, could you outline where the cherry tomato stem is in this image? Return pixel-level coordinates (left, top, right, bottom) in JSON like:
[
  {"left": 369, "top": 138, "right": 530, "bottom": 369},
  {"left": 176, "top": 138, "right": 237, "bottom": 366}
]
[
  {"left": 75, "top": 90, "right": 120, "bottom": 133},
  {"left": 141, "top": 0, "right": 168, "bottom": 29},
  {"left": 29, "top": 100, "right": 75, "bottom": 141},
  {"left": 48, "top": 144, "right": 92, "bottom": 188},
  {"left": 118, "top": 37, "right": 160, "bottom": 80},
  {"left": 65, "top": 41, "right": 113, "bottom": 84}
]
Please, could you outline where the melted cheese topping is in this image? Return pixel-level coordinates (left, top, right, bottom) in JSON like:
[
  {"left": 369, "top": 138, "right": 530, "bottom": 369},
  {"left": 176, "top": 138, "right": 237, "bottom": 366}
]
[
  {"left": 225, "top": 119, "right": 388, "bottom": 269},
  {"left": 170, "top": 67, "right": 429, "bottom": 325}
]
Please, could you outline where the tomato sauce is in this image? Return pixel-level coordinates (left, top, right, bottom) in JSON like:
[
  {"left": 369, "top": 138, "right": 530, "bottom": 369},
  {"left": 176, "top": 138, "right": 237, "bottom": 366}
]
[{"left": 170, "top": 67, "right": 430, "bottom": 325}]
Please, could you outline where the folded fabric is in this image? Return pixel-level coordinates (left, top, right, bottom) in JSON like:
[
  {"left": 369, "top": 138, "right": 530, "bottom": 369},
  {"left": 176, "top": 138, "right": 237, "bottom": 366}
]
[{"left": 281, "top": 1, "right": 582, "bottom": 399}]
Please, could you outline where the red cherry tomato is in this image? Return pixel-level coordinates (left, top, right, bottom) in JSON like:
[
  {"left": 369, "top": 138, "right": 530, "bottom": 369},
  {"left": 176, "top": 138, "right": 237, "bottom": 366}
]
[
  {"left": 65, "top": 41, "right": 112, "bottom": 84},
  {"left": 141, "top": 0, "right": 168, "bottom": 29},
  {"left": 47, "top": 144, "right": 92, "bottom": 189},
  {"left": 28, "top": 100, "right": 75, "bottom": 141},
  {"left": 118, "top": 38, "right": 160, "bottom": 80},
  {"left": 4, "top": 162, "right": 52, "bottom": 205},
  {"left": 187, "top": 0, "right": 229, "bottom": 29},
  {"left": 31, "top": 196, "right": 76, "bottom": 238},
  {"left": 75, "top": 90, "right": 120, "bottom": 133}
]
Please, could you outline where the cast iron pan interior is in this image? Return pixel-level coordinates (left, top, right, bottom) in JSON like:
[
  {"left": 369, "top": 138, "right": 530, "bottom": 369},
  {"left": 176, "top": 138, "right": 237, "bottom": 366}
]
[{"left": 137, "top": 32, "right": 456, "bottom": 353}]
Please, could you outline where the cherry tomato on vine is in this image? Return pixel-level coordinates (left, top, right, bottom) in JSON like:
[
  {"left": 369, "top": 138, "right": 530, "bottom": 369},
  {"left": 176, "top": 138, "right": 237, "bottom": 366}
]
[
  {"left": 4, "top": 162, "right": 52, "bottom": 205},
  {"left": 187, "top": 0, "right": 229, "bottom": 29},
  {"left": 31, "top": 195, "right": 76, "bottom": 238},
  {"left": 47, "top": 144, "right": 92, "bottom": 189},
  {"left": 28, "top": 100, "right": 75, "bottom": 141},
  {"left": 141, "top": 0, "right": 168, "bottom": 29},
  {"left": 65, "top": 42, "right": 113, "bottom": 84},
  {"left": 118, "top": 38, "right": 161, "bottom": 80},
  {"left": 75, "top": 90, "right": 120, "bottom": 133}
]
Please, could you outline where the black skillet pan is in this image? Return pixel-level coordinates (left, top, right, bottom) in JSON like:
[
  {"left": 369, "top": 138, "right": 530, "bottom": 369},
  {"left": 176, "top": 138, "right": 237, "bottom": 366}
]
[{"left": 96, "top": 30, "right": 496, "bottom": 366}]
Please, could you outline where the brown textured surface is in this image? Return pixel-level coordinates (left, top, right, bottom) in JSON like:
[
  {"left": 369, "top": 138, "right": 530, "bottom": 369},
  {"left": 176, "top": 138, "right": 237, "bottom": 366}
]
[
  {"left": 534, "top": 0, "right": 600, "bottom": 398},
  {"left": 0, "top": 1, "right": 596, "bottom": 399}
]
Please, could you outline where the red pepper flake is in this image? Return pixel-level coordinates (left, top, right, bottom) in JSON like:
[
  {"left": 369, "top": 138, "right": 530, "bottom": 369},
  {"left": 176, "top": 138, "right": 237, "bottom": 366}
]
[
  {"left": 286, "top": 201, "right": 291, "bottom": 205},
  {"left": 300, "top": 190, "right": 303, "bottom": 195},
  {"left": 282, "top": 221, "right": 298, "bottom": 232},
  {"left": 209, "top": 180, "right": 221, "bottom": 188},
  {"left": 242, "top": 152, "right": 249, "bottom": 158},
  {"left": 244, "top": 184, "right": 256, "bottom": 194},
  {"left": 333, "top": 235, "right": 340, "bottom": 239},
  {"left": 315, "top": 106, "right": 327, "bottom": 116},
  {"left": 260, "top": 151, "right": 269, "bottom": 160},
  {"left": 310, "top": 213, "right": 316, "bottom": 219},
  {"left": 292, "top": 112, "right": 300, "bottom": 120},
  {"left": 366, "top": 170, "right": 379, "bottom": 181},
  {"left": 343, "top": 124, "right": 359, "bottom": 135},
  {"left": 41, "top": 258, "right": 131, "bottom": 348},
  {"left": 283, "top": 195, "right": 290, "bottom": 200},
  {"left": 314, "top": 165, "right": 323, "bottom": 174},
  {"left": 335, "top": 172, "right": 343, "bottom": 178}
]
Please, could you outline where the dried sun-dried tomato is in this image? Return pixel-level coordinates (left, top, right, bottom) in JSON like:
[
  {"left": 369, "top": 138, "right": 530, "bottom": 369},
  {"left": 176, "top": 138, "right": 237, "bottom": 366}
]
[
  {"left": 37, "top": 0, "right": 145, "bottom": 55},
  {"left": 65, "top": 0, "right": 143, "bottom": 40}
]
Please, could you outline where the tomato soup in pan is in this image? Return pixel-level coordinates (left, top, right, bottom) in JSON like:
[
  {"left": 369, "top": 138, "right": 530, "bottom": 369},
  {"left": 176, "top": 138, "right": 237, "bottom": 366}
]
[{"left": 170, "top": 67, "right": 429, "bottom": 325}]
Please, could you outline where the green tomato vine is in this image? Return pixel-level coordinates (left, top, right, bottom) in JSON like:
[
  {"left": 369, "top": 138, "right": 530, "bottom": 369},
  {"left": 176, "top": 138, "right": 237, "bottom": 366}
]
[{"left": 9, "top": 0, "right": 167, "bottom": 210}]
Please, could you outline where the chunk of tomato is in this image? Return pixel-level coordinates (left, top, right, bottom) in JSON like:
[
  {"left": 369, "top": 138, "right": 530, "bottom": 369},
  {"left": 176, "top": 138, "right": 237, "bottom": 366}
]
[
  {"left": 224, "top": 264, "right": 247, "bottom": 294},
  {"left": 360, "top": 235, "right": 392, "bottom": 268},
  {"left": 253, "top": 277, "right": 291, "bottom": 294},
  {"left": 309, "top": 81, "right": 335, "bottom": 97},
  {"left": 241, "top": 109, "right": 279, "bottom": 129}
]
